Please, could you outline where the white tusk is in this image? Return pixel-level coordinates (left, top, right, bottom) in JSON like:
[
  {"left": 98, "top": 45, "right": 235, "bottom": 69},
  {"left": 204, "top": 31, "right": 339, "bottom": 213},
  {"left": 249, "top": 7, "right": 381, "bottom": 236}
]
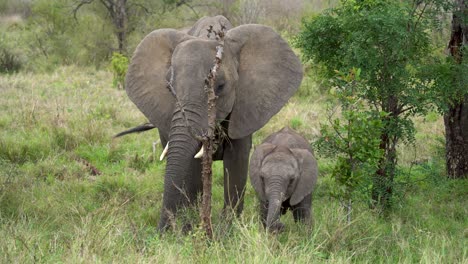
[
  {"left": 194, "top": 146, "right": 204, "bottom": 159},
  {"left": 159, "top": 143, "right": 169, "bottom": 161}
]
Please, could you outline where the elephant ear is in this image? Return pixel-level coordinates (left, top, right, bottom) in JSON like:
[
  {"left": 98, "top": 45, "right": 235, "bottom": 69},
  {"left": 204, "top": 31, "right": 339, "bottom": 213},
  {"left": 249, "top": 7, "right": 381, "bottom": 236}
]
[
  {"left": 249, "top": 143, "right": 276, "bottom": 201},
  {"left": 225, "top": 25, "right": 303, "bottom": 139},
  {"left": 125, "top": 29, "right": 192, "bottom": 133},
  {"left": 290, "top": 149, "right": 318, "bottom": 206}
]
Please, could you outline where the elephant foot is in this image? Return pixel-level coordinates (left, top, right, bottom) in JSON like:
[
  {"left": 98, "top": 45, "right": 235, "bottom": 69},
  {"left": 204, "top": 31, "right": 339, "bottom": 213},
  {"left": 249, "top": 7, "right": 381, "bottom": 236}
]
[
  {"left": 181, "top": 222, "right": 193, "bottom": 234},
  {"left": 157, "top": 220, "right": 194, "bottom": 234},
  {"left": 267, "top": 222, "right": 285, "bottom": 234}
]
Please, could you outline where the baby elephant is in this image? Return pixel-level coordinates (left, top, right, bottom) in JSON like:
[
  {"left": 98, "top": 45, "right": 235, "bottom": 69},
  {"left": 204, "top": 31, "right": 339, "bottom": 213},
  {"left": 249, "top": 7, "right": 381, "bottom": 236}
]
[{"left": 249, "top": 127, "right": 318, "bottom": 232}]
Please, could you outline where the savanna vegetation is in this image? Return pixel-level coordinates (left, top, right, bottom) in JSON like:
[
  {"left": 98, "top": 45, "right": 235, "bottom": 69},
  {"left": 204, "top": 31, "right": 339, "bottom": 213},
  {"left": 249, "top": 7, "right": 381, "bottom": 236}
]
[{"left": 1, "top": 0, "right": 466, "bottom": 263}]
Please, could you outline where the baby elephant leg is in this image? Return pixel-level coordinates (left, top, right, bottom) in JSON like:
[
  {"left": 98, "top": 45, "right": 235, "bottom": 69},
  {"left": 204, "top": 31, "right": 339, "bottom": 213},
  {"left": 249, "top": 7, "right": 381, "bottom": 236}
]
[
  {"left": 292, "top": 193, "right": 312, "bottom": 226},
  {"left": 260, "top": 200, "right": 268, "bottom": 228}
]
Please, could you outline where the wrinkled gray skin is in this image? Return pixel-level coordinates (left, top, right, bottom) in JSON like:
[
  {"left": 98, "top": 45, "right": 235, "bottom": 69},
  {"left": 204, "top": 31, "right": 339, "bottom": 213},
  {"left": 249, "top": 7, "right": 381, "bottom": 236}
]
[
  {"left": 125, "top": 16, "right": 303, "bottom": 232},
  {"left": 249, "top": 127, "right": 318, "bottom": 232},
  {"left": 114, "top": 16, "right": 232, "bottom": 138}
]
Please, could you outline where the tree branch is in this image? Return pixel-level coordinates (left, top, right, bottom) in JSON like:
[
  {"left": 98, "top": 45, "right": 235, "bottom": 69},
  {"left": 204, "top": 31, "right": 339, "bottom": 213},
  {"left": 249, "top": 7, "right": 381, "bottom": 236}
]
[
  {"left": 181, "top": 2, "right": 199, "bottom": 17},
  {"left": 199, "top": 23, "right": 226, "bottom": 239},
  {"left": 129, "top": 2, "right": 151, "bottom": 14},
  {"left": 72, "top": 0, "right": 95, "bottom": 21},
  {"left": 412, "top": 0, "right": 431, "bottom": 31},
  {"left": 100, "top": 0, "right": 114, "bottom": 10}
]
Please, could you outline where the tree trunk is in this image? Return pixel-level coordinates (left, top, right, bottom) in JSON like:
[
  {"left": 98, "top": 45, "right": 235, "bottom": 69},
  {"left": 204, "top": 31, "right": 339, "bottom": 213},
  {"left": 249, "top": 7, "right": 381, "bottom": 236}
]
[
  {"left": 444, "top": 99, "right": 468, "bottom": 179},
  {"left": 445, "top": 0, "right": 468, "bottom": 179},
  {"left": 372, "top": 97, "right": 398, "bottom": 212},
  {"left": 114, "top": 0, "right": 127, "bottom": 54},
  {"left": 97, "top": 0, "right": 128, "bottom": 54},
  {"left": 371, "top": 130, "right": 397, "bottom": 211}
]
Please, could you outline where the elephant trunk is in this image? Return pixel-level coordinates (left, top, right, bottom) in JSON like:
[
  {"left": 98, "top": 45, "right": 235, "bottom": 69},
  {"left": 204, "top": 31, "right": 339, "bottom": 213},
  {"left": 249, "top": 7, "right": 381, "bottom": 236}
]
[
  {"left": 158, "top": 105, "right": 205, "bottom": 231},
  {"left": 265, "top": 181, "right": 286, "bottom": 232}
]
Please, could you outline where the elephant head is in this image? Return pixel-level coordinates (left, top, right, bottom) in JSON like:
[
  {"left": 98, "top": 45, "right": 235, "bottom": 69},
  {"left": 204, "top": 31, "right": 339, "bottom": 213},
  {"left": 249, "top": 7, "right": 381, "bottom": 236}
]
[
  {"left": 249, "top": 142, "right": 317, "bottom": 231},
  {"left": 125, "top": 22, "right": 302, "bottom": 230},
  {"left": 187, "top": 15, "right": 233, "bottom": 39}
]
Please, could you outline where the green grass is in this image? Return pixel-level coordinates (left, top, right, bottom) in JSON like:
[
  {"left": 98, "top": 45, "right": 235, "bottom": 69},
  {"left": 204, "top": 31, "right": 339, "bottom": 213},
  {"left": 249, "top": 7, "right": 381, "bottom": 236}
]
[{"left": 0, "top": 67, "right": 466, "bottom": 263}]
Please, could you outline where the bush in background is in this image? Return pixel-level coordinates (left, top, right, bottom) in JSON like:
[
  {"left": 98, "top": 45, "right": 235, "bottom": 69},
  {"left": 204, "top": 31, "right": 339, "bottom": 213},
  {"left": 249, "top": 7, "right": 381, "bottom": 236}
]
[
  {"left": 0, "top": 44, "right": 22, "bottom": 73},
  {"left": 315, "top": 69, "right": 384, "bottom": 221},
  {"left": 110, "top": 52, "right": 129, "bottom": 89}
]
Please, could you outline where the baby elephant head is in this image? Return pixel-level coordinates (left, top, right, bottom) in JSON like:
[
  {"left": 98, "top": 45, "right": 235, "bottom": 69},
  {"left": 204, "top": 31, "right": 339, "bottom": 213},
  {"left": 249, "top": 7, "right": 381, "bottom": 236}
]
[{"left": 249, "top": 144, "right": 318, "bottom": 232}]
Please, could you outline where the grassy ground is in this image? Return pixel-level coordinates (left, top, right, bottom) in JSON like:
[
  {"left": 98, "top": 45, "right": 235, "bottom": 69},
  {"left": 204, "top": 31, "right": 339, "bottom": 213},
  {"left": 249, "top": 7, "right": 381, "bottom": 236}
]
[{"left": 0, "top": 66, "right": 466, "bottom": 263}]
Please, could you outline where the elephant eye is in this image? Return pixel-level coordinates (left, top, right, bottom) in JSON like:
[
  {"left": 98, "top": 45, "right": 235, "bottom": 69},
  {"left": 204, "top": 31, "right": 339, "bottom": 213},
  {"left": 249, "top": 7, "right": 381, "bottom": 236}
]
[{"left": 216, "top": 84, "right": 225, "bottom": 94}]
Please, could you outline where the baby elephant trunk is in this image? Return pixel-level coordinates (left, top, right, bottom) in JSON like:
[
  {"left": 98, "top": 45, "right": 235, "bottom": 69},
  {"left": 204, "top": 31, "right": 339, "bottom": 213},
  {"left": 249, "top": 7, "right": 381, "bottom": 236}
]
[{"left": 266, "top": 186, "right": 286, "bottom": 232}]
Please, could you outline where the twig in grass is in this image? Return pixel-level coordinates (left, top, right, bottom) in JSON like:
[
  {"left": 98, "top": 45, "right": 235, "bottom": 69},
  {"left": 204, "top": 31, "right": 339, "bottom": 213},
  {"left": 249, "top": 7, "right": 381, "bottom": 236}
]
[
  {"left": 8, "top": 230, "right": 37, "bottom": 262},
  {"left": 74, "top": 156, "right": 102, "bottom": 176}
]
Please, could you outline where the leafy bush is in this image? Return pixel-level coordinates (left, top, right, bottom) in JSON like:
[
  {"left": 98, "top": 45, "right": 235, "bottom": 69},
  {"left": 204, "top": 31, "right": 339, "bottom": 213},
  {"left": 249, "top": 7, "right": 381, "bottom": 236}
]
[
  {"left": 315, "top": 69, "right": 384, "bottom": 221},
  {"left": 0, "top": 32, "right": 23, "bottom": 73},
  {"left": 0, "top": 46, "right": 22, "bottom": 73},
  {"left": 111, "top": 52, "right": 129, "bottom": 89}
]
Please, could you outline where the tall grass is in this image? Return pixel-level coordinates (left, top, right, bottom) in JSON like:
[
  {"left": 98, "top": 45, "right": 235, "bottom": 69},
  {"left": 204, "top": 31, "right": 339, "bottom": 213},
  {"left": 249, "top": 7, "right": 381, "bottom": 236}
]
[{"left": 0, "top": 67, "right": 466, "bottom": 263}]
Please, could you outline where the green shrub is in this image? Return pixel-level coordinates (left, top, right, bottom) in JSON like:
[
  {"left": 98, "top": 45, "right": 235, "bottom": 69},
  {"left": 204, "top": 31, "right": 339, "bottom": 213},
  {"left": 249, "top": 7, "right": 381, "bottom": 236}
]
[
  {"left": 0, "top": 47, "right": 22, "bottom": 73},
  {"left": 314, "top": 69, "right": 384, "bottom": 220},
  {"left": 111, "top": 52, "right": 129, "bottom": 89},
  {"left": 0, "top": 32, "right": 23, "bottom": 73},
  {"left": 289, "top": 116, "right": 303, "bottom": 130}
]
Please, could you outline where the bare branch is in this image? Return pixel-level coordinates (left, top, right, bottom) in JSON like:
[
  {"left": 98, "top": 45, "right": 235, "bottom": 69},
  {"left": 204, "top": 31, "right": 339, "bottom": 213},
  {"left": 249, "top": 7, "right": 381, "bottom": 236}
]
[
  {"left": 72, "top": 0, "right": 95, "bottom": 21},
  {"left": 129, "top": 2, "right": 151, "bottom": 14},
  {"left": 175, "top": 0, "right": 190, "bottom": 7},
  {"left": 182, "top": 2, "right": 199, "bottom": 17},
  {"left": 200, "top": 24, "right": 226, "bottom": 239},
  {"left": 413, "top": 1, "right": 431, "bottom": 30},
  {"left": 99, "top": 0, "right": 114, "bottom": 10}
]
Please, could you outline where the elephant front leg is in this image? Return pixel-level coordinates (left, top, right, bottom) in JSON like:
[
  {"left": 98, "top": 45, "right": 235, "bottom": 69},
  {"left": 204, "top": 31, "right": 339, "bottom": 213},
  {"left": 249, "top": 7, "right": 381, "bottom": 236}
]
[
  {"left": 292, "top": 193, "right": 312, "bottom": 227},
  {"left": 222, "top": 136, "right": 252, "bottom": 215},
  {"left": 158, "top": 158, "right": 203, "bottom": 232}
]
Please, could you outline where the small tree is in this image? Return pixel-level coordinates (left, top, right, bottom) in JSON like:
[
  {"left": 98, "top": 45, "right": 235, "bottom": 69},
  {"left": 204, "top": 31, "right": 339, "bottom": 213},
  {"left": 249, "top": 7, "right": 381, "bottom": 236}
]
[
  {"left": 72, "top": 0, "right": 189, "bottom": 54},
  {"left": 296, "top": 0, "right": 441, "bottom": 211},
  {"left": 315, "top": 68, "right": 384, "bottom": 222}
]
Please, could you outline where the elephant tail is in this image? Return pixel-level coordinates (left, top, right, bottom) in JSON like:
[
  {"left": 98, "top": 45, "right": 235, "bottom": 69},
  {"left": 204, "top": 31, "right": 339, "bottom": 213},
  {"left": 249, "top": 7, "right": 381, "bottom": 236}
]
[{"left": 113, "top": 123, "right": 156, "bottom": 138}]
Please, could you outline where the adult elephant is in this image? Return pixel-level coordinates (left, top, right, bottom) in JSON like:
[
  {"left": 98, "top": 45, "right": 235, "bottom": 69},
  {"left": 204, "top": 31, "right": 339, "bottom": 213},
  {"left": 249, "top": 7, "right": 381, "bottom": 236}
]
[{"left": 125, "top": 16, "right": 303, "bottom": 231}]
